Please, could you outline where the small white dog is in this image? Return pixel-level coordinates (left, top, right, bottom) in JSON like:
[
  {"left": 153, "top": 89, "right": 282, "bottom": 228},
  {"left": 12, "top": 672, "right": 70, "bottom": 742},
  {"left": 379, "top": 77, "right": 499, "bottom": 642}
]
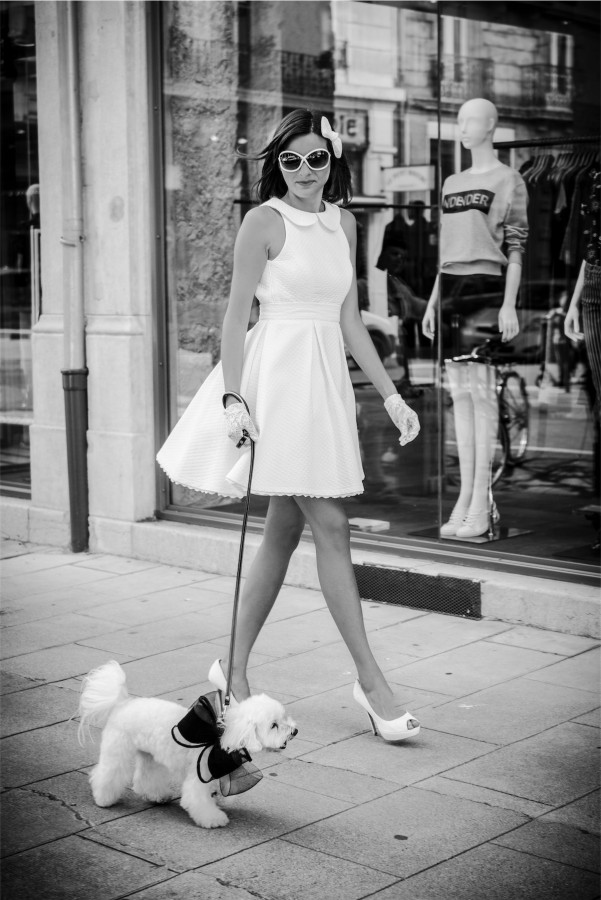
[{"left": 78, "top": 660, "right": 297, "bottom": 828}]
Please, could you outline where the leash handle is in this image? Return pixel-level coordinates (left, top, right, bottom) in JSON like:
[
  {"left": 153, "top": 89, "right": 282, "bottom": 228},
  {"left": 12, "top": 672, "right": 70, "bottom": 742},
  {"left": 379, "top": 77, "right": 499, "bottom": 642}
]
[{"left": 222, "top": 391, "right": 256, "bottom": 710}]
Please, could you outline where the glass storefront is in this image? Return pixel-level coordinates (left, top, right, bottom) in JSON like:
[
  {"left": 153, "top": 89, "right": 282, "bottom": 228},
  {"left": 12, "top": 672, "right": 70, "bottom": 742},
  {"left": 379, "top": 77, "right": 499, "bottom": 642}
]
[
  {"left": 0, "top": 1, "right": 38, "bottom": 498},
  {"left": 156, "top": 1, "right": 600, "bottom": 577}
]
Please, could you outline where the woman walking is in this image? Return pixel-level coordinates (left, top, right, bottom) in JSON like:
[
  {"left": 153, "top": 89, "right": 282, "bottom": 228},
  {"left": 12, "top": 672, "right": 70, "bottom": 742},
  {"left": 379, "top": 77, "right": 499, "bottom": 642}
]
[{"left": 157, "top": 109, "right": 421, "bottom": 741}]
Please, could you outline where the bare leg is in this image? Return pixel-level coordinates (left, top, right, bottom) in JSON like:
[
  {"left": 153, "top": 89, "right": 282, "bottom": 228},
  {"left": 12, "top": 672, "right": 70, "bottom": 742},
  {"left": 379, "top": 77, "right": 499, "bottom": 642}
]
[
  {"left": 221, "top": 496, "right": 305, "bottom": 700},
  {"left": 294, "top": 496, "right": 413, "bottom": 722}
]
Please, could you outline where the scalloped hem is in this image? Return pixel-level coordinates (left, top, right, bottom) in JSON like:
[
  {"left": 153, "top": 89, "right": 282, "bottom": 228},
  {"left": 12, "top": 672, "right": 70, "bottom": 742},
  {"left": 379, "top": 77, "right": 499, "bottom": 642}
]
[{"left": 157, "top": 460, "right": 363, "bottom": 500}]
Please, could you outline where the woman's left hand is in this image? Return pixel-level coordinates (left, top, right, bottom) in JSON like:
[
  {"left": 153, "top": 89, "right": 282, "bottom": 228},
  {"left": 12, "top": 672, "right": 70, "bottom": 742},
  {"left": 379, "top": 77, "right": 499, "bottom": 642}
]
[
  {"left": 498, "top": 305, "right": 519, "bottom": 342},
  {"left": 384, "top": 394, "right": 420, "bottom": 446}
]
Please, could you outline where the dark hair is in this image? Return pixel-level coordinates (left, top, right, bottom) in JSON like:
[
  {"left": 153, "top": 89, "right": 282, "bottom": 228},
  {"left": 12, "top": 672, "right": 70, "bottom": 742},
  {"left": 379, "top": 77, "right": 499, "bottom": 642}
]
[{"left": 250, "top": 109, "right": 353, "bottom": 205}]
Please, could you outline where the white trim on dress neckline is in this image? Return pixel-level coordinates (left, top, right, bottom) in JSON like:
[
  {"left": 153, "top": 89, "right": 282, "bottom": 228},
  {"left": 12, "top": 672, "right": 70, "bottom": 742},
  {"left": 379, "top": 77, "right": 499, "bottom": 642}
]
[{"left": 264, "top": 196, "right": 341, "bottom": 231}]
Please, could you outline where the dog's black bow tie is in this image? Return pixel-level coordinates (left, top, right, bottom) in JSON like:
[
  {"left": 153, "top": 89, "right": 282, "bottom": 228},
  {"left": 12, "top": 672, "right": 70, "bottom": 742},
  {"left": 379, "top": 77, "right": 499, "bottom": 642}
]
[{"left": 171, "top": 691, "right": 263, "bottom": 796}]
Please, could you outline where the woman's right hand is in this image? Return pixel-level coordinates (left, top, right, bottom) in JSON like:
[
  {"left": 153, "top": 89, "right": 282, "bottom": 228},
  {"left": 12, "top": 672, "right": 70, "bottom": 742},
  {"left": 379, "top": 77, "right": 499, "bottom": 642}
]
[
  {"left": 224, "top": 402, "right": 259, "bottom": 447},
  {"left": 422, "top": 304, "right": 436, "bottom": 340},
  {"left": 564, "top": 305, "right": 584, "bottom": 342}
]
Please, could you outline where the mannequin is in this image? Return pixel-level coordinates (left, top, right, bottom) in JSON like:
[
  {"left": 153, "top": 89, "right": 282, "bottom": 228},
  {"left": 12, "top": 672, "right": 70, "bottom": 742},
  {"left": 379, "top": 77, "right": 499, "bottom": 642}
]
[{"left": 423, "top": 98, "right": 528, "bottom": 538}]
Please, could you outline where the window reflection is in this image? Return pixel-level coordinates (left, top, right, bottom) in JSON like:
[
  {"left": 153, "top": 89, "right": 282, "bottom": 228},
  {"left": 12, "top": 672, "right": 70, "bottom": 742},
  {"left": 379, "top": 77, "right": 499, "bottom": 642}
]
[
  {"left": 160, "top": 1, "right": 600, "bottom": 568},
  {"left": 0, "top": 1, "right": 38, "bottom": 496}
]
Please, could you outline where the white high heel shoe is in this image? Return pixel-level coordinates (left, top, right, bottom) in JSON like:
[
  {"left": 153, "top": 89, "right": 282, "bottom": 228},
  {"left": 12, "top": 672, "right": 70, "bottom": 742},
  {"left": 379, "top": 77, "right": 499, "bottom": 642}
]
[
  {"left": 353, "top": 681, "right": 420, "bottom": 742},
  {"left": 208, "top": 658, "right": 238, "bottom": 706}
]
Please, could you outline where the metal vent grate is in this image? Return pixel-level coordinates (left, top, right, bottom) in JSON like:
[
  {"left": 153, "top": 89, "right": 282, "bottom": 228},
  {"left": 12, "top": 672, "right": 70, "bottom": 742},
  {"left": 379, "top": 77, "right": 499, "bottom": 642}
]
[{"left": 353, "top": 563, "right": 481, "bottom": 619}]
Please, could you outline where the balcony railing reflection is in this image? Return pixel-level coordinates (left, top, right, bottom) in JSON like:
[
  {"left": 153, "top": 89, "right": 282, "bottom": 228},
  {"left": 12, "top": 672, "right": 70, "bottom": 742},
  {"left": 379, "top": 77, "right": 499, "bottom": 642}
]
[
  {"left": 281, "top": 50, "right": 334, "bottom": 98},
  {"left": 522, "top": 65, "right": 573, "bottom": 113},
  {"left": 433, "top": 55, "right": 495, "bottom": 103}
]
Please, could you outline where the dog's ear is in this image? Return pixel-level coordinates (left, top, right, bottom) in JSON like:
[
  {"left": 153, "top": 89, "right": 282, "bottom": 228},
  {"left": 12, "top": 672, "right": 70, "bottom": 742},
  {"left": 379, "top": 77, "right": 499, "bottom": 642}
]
[{"left": 221, "top": 703, "right": 262, "bottom": 753}]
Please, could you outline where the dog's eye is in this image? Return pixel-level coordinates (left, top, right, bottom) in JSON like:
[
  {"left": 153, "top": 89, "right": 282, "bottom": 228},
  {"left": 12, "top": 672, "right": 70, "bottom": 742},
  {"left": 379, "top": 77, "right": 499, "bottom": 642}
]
[{"left": 270, "top": 722, "right": 278, "bottom": 729}]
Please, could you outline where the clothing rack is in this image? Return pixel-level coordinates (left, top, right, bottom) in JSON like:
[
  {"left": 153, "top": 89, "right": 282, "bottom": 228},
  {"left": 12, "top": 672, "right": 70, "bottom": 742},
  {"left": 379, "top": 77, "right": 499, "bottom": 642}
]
[{"left": 494, "top": 135, "right": 599, "bottom": 150}]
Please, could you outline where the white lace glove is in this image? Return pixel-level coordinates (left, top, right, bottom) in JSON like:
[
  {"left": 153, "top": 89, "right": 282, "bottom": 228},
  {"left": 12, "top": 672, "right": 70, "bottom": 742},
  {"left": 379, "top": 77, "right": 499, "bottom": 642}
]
[
  {"left": 384, "top": 393, "right": 420, "bottom": 447},
  {"left": 224, "top": 402, "right": 259, "bottom": 447}
]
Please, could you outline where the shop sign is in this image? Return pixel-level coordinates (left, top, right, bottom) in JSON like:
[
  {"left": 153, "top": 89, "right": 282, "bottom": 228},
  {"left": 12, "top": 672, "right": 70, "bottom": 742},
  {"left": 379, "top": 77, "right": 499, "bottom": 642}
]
[
  {"left": 382, "top": 165, "right": 434, "bottom": 193},
  {"left": 336, "top": 112, "right": 367, "bottom": 149}
]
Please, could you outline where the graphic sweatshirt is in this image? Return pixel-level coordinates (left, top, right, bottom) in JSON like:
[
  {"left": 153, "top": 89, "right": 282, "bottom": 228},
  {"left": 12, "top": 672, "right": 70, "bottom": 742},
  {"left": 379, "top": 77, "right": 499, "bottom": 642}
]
[{"left": 440, "top": 164, "right": 529, "bottom": 276}]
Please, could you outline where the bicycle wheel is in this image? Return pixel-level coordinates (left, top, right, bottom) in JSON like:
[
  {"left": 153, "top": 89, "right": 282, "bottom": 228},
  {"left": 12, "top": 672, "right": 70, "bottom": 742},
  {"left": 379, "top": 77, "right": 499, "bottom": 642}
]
[{"left": 500, "top": 371, "right": 529, "bottom": 463}]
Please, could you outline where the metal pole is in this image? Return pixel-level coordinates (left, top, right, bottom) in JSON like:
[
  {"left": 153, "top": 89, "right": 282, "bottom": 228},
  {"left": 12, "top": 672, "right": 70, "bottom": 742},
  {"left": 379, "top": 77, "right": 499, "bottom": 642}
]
[{"left": 58, "top": 0, "right": 89, "bottom": 552}]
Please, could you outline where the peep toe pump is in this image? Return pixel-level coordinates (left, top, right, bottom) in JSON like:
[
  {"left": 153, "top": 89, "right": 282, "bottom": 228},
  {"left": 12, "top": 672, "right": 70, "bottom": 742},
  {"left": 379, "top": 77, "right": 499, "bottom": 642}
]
[{"left": 353, "top": 680, "right": 420, "bottom": 742}]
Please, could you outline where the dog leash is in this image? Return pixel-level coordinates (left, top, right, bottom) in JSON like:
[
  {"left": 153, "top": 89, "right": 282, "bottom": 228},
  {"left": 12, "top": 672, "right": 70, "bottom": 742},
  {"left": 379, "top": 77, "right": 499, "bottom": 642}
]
[{"left": 221, "top": 391, "right": 256, "bottom": 714}]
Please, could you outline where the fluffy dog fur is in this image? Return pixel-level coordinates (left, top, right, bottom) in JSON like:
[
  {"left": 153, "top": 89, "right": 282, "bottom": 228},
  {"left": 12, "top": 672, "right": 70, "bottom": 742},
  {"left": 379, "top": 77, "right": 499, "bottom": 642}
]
[{"left": 78, "top": 660, "right": 297, "bottom": 828}]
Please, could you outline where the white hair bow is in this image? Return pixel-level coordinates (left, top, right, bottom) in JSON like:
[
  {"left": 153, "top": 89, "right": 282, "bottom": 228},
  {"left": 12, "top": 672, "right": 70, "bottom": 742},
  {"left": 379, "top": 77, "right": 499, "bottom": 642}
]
[{"left": 320, "top": 116, "right": 342, "bottom": 158}]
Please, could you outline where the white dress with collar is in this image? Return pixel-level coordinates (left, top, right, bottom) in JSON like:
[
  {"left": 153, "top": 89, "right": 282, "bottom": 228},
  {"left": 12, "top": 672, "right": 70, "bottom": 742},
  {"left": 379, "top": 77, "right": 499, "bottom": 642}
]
[{"left": 157, "top": 196, "right": 365, "bottom": 498}]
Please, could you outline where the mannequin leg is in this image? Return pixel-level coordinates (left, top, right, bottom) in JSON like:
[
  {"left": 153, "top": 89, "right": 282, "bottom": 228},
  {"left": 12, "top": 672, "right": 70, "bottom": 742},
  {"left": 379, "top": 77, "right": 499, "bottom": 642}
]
[
  {"left": 441, "top": 362, "right": 476, "bottom": 535},
  {"left": 456, "top": 363, "right": 499, "bottom": 538}
]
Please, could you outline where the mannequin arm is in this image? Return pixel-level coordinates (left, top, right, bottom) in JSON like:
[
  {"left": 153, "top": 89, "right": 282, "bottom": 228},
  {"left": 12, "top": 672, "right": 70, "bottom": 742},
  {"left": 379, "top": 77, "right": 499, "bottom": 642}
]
[
  {"left": 564, "top": 259, "right": 586, "bottom": 341},
  {"left": 422, "top": 274, "right": 440, "bottom": 340},
  {"left": 498, "top": 252, "right": 522, "bottom": 341}
]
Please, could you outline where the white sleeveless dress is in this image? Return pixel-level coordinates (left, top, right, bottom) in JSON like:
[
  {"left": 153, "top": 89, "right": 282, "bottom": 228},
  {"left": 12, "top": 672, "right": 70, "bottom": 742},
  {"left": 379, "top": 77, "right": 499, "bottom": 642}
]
[{"left": 156, "top": 196, "right": 365, "bottom": 499}]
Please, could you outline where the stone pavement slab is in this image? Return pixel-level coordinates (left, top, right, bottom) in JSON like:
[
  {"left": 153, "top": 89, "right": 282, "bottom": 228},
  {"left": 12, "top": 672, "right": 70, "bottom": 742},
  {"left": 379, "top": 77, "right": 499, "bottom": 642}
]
[
  {"left": 0, "top": 669, "right": 43, "bottom": 695},
  {"left": 78, "top": 610, "right": 233, "bottom": 657},
  {"left": 1, "top": 721, "right": 97, "bottom": 789},
  {"left": 77, "top": 585, "right": 233, "bottom": 626},
  {"left": 367, "top": 842, "right": 601, "bottom": 900},
  {"left": 0, "top": 642, "right": 132, "bottom": 683},
  {"left": 301, "top": 725, "right": 497, "bottom": 786},
  {"left": 10, "top": 769, "right": 152, "bottom": 828},
  {"left": 412, "top": 774, "right": 554, "bottom": 818},
  {"left": 127, "top": 871, "right": 263, "bottom": 900},
  {"left": 86, "top": 777, "right": 353, "bottom": 871},
  {"left": 1, "top": 682, "right": 81, "bottom": 737},
  {"left": 245, "top": 641, "right": 415, "bottom": 700},
  {"left": 421, "top": 675, "right": 599, "bottom": 744},
  {"left": 493, "top": 818, "right": 600, "bottom": 873},
  {"left": 1, "top": 612, "right": 124, "bottom": 659},
  {"left": 524, "top": 647, "right": 600, "bottom": 691},
  {"left": 0, "top": 834, "right": 173, "bottom": 900},
  {"left": 81, "top": 565, "right": 217, "bottom": 602},
  {"left": 263, "top": 757, "right": 400, "bottom": 804},
  {"left": 2, "top": 564, "right": 118, "bottom": 600},
  {"left": 70, "top": 554, "right": 164, "bottom": 575},
  {"left": 0, "top": 583, "right": 123, "bottom": 626},
  {"left": 1, "top": 546, "right": 600, "bottom": 900},
  {"left": 284, "top": 785, "right": 527, "bottom": 878},
  {"left": 540, "top": 789, "right": 600, "bottom": 833},
  {"left": 385, "top": 640, "right": 568, "bottom": 696},
  {"left": 486, "top": 624, "right": 600, "bottom": 656},
  {"left": 1, "top": 787, "right": 90, "bottom": 856},
  {"left": 573, "top": 707, "right": 601, "bottom": 726},
  {"left": 200, "top": 838, "right": 398, "bottom": 900},
  {"left": 444, "top": 721, "right": 600, "bottom": 805},
  {"left": 362, "top": 611, "right": 512, "bottom": 659},
  {"left": 108, "top": 642, "right": 274, "bottom": 698}
]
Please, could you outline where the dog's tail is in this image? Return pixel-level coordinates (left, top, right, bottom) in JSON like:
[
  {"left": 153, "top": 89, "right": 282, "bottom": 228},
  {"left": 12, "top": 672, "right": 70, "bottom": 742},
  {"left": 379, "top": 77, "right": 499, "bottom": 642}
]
[{"left": 77, "top": 660, "right": 129, "bottom": 746}]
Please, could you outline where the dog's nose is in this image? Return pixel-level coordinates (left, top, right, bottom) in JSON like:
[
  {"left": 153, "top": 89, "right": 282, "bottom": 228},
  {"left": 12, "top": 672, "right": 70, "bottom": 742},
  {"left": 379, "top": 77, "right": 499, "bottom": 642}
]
[{"left": 291, "top": 727, "right": 298, "bottom": 739}]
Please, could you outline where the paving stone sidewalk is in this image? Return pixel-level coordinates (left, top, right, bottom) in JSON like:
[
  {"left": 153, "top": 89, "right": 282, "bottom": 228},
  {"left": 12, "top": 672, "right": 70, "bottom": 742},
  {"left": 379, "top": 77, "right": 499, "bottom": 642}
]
[{"left": 1, "top": 539, "right": 599, "bottom": 900}]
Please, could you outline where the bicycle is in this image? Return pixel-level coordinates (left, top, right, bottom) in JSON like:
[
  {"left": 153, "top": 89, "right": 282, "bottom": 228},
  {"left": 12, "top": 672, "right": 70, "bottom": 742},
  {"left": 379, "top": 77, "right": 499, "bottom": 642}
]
[{"left": 448, "top": 337, "right": 530, "bottom": 485}]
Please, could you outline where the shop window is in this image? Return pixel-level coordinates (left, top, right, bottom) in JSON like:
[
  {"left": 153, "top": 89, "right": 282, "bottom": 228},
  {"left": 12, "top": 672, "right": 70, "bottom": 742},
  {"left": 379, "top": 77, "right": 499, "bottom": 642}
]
[
  {"left": 155, "top": 1, "right": 600, "bottom": 579},
  {"left": 0, "top": 1, "right": 38, "bottom": 498}
]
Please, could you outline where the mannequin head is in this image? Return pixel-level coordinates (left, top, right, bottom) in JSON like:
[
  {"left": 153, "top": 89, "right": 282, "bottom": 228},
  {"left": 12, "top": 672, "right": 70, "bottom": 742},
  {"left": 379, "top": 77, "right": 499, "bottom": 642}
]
[{"left": 457, "top": 99, "right": 498, "bottom": 150}]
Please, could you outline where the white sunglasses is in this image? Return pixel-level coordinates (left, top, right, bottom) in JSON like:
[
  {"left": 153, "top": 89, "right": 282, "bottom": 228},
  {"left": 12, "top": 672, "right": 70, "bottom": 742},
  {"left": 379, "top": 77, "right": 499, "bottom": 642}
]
[{"left": 278, "top": 149, "right": 331, "bottom": 173}]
